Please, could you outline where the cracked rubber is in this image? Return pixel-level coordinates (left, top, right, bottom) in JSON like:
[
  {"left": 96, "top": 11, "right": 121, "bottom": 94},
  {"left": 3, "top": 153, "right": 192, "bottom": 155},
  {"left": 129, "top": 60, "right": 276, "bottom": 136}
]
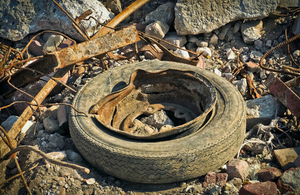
[{"left": 69, "top": 61, "right": 246, "bottom": 184}]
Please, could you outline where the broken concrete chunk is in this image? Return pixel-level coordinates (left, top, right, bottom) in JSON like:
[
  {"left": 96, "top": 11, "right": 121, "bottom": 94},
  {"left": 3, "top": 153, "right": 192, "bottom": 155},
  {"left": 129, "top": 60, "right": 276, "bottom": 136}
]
[
  {"left": 162, "top": 32, "right": 187, "bottom": 50},
  {"left": 145, "top": 21, "right": 169, "bottom": 39},
  {"left": 239, "top": 181, "right": 277, "bottom": 195},
  {"left": 145, "top": 2, "right": 175, "bottom": 26},
  {"left": 173, "top": 47, "right": 190, "bottom": 59},
  {"left": 274, "top": 147, "right": 300, "bottom": 170},
  {"left": 241, "top": 20, "right": 264, "bottom": 44},
  {"left": 232, "top": 78, "right": 247, "bottom": 95},
  {"left": 246, "top": 95, "right": 285, "bottom": 129},
  {"left": 227, "top": 159, "right": 249, "bottom": 181},
  {"left": 43, "top": 35, "right": 64, "bottom": 53}
]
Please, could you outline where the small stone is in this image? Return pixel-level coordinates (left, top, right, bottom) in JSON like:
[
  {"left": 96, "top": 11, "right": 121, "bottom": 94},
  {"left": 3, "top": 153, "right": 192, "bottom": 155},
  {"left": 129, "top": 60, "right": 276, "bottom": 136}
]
[
  {"left": 279, "top": 167, "right": 300, "bottom": 194},
  {"left": 209, "top": 34, "right": 218, "bottom": 45},
  {"left": 293, "top": 50, "right": 300, "bottom": 58},
  {"left": 229, "top": 177, "right": 243, "bottom": 190},
  {"left": 219, "top": 23, "right": 232, "bottom": 40},
  {"left": 162, "top": 32, "right": 187, "bottom": 50},
  {"left": 254, "top": 40, "right": 263, "bottom": 48},
  {"left": 47, "top": 151, "right": 67, "bottom": 161},
  {"left": 274, "top": 147, "right": 300, "bottom": 170},
  {"left": 222, "top": 65, "right": 231, "bottom": 73},
  {"left": 188, "top": 36, "right": 198, "bottom": 43},
  {"left": 233, "top": 21, "right": 241, "bottom": 34},
  {"left": 66, "top": 150, "right": 83, "bottom": 163},
  {"left": 265, "top": 40, "right": 272, "bottom": 47},
  {"left": 54, "top": 93, "right": 63, "bottom": 102},
  {"left": 28, "top": 40, "right": 44, "bottom": 56},
  {"left": 106, "top": 0, "right": 122, "bottom": 15},
  {"left": 240, "top": 54, "right": 249, "bottom": 63},
  {"left": 257, "top": 167, "right": 282, "bottom": 181},
  {"left": 239, "top": 181, "right": 277, "bottom": 195},
  {"left": 294, "top": 155, "right": 300, "bottom": 167},
  {"left": 246, "top": 62, "right": 259, "bottom": 73},
  {"left": 57, "top": 105, "right": 69, "bottom": 127},
  {"left": 145, "top": 21, "right": 169, "bottom": 39},
  {"left": 173, "top": 47, "right": 190, "bottom": 59},
  {"left": 145, "top": 2, "right": 175, "bottom": 26},
  {"left": 223, "top": 73, "right": 233, "bottom": 80},
  {"left": 43, "top": 117, "right": 60, "bottom": 134},
  {"left": 241, "top": 20, "right": 264, "bottom": 44},
  {"left": 227, "top": 159, "right": 249, "bottom": 181},
  {"left": 292, "top": 13, "right": 300, "bottom": 35},
  {"left": 246, "top": 95, "right": 286, "bottom": 129},
  {"left": 214, "top": 68, "right": 222, "bottom": 77},
  {"left": 43, "top": 35, "right": 64, "bottom": 53},
  {"left": 259, "top": 69, "right": 267, "bottom": 80},
  {"left": 232, "top": 78, "right": 247, "bottom": 95},
  {"left": 250, "top": 51, "right": 264, "bottom": 63},
  {"left": 196, "top": 47, "right": 212, "bottom": 58},
  {"left": 209, "top": 185, "right": 222, "bottom": 195},
  {"left": 196, "top": 41, "right": 208, "bottom": 47},
  {"left": 226, "top": 48, "right": 236, "bottom": 60},
  {"left": 86, "top": 178, "right": 95, "bottom": 185}
]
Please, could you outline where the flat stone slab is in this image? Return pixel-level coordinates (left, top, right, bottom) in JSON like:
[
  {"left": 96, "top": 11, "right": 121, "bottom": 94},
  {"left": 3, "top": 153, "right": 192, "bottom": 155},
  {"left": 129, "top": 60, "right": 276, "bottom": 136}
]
[{"left": 274, "top": 147, "right": 300, "bottom": 170}]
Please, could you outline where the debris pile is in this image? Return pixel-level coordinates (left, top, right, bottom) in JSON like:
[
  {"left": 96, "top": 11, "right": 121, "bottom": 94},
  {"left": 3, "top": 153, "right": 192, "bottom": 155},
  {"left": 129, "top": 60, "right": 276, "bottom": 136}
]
[{"left": 0, "top": 0, "right": 300, "bottom": 194}]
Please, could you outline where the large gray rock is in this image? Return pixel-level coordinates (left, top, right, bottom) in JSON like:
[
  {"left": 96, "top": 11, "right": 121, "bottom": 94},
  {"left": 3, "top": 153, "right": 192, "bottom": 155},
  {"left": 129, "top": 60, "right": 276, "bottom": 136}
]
[
  {"left": 0, "top": 0, "right": 114, "bottom": 42},
  {"left": 174, "top": 0, "right": 280, "bottom": 35}
]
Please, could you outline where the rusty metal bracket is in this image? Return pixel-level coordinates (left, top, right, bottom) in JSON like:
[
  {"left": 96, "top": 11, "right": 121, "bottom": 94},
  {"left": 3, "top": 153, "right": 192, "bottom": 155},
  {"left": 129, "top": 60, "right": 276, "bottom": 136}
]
[
  {"left": 90, "top": 69, "right": 216, "bottom": 139},
  {"left": 265, "top": 73, "right": 300, "bottom": 118}
]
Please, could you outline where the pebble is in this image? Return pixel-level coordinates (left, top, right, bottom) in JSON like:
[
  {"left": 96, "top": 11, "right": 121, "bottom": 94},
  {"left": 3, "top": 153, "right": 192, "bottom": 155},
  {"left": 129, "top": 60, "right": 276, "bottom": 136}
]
[
  {"left": 145, "top": 21, "right": 169, "bottom": 39},
  {"left": 232, "top": 78, "right": 247, "bottom": 95},
  {"left": 250, "top": 51, "right": 264, "bottom": 63},
  {"left": 173, "top": 47, "right": 190, "bottom": 59},
  {"left": 246, "top": 61, "right": 259, "bottom": 73},
  {"left": 226, "top": 48, "right": 236, "bottom": 60},
  {"left": 233, "top": 21, "right": 241, "bottom": 34},
  {"left": 86, "top": 178, "right": 96, "bottom": 185},
  {"left": 196, "top": 40, "right": 208, "bottom": 47},
  {"left": 265, "top": 40, "right": 272, "bottom": 47},
  {"left": 196, "top": 47, "right": 212, "bottom": 58},
  {"left": 209, "top": 34, "right": 218, "bottom": 45},
  {"left": 240, "top": 54, "right": 249, "bottom": 63},
  {"left": 47, "top": 151, "right": 67, "bottom": 161},
  {"left": 66, "top": 150, "right": 83, "bottom": 163},
  {"left": 162, "top": 32, "right": 187, "bottom": 50},
  {"left": 219, "top": 23, "right": 232, "bottom": 40},
  {"left": 223, "top": 73, "right": 233, "bottom": 80},
  {"left": 43, "top": 35, "right": 64, "bottom": 53},
  {"left": 43, "top": 117, "right": 60, "bottom": 134},
  {"left": 188, "top": 36, "right": 198, "bottom": 43},
  {"left": 254, "top": 40, "right": 263, "bottom": 48},
  {"left": 227, "top": 159, "right": 249, "bottom": 181},
  {"left": 293, "top": 50, "right": 300, "bottom": 58},
  {"left": 214, "top": 68, "right": 222, "bottom": 77}
]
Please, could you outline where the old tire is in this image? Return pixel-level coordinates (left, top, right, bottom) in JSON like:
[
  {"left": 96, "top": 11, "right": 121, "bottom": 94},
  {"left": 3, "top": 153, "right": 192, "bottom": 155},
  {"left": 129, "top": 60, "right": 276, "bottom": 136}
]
[{"left": 69, "top": 61, "right": 246, "bottom": 183}]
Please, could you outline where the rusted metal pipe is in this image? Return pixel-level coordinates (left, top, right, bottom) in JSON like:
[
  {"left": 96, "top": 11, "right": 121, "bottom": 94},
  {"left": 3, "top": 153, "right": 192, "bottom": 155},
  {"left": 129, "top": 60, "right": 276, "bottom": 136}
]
[{"left": 93, "top": 0, "right": 151, "bottom": 38}]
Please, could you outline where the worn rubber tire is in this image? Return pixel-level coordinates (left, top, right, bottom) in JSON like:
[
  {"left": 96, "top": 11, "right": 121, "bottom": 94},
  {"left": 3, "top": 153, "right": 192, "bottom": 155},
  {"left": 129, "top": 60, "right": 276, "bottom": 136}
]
[{"left": 69, "top": 61, "right": 246, "bottom": 184}]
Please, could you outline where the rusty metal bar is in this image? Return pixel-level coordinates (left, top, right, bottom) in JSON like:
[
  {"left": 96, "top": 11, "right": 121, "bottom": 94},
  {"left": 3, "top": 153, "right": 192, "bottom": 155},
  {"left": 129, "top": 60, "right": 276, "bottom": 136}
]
[
  {"left": 265, "top": 73, "right": 300, "bottom": 118},
  {"left": 93, "top": 0, "right": 151, "bottom": 38},
  {"left": 0, "top": 67, "right": 71, "bottom": 157},
  {"left": 54, "top": 25, "right": 140, "bottom": 69},
  {"left": 0, "top": 26, "right": 140, "bottom": 96}
]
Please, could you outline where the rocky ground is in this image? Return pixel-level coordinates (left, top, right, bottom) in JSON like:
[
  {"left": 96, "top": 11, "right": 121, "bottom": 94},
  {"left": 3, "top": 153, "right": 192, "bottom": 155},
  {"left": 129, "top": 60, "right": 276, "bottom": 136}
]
[{"left": 1, "top": 0, "right": 300, "bottom": 195}]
